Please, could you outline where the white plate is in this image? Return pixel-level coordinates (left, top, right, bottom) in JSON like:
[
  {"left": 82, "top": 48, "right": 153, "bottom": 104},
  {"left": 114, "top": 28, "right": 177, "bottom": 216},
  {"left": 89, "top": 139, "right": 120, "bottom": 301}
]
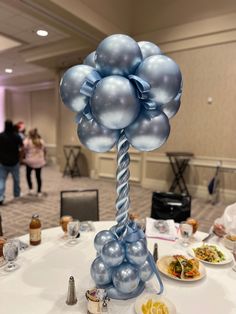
[
  {"left": 157, "top": 255, "right": 206, "bottom": 282},
  {"left": 188, "top": 242, "right": 232, "bottom": 265},
  {"left": 135, "top": 293, "right": 176, "bottom": 314}
]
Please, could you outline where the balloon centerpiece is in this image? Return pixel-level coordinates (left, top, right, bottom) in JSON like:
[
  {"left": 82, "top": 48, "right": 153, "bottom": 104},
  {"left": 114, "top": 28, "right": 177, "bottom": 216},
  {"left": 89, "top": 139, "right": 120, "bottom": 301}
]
[{"left": 60, "top": 34, "right": 182, "bottom": 300}]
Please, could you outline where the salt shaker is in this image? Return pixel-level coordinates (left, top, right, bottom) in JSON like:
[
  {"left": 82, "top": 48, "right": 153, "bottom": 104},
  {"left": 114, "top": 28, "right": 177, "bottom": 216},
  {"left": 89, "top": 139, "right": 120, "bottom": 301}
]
[
  {"left": 66, "top": 276, "right": 77, "bottom": 305},
  {"left": 153, "top": 243, "right": 158, "bottom": 262}
]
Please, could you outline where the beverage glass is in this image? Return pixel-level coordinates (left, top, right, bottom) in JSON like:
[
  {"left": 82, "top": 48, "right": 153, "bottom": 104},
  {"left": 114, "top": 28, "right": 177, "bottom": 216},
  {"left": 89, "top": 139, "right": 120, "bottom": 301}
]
[
  {"left": 60, "top": 215, "right": 73, "bottom": 234},
  {"left": 67, "top": 220, "right": 80, "bottom": 245},
  {"left": 3, "top": 240, "right": 19, "bottom": 272},
  {"left": 232, "top": 243, "right": 236, "bottom": 272},
  {"left": 179, "top": 221, "right": 193, "bottom": 247}
]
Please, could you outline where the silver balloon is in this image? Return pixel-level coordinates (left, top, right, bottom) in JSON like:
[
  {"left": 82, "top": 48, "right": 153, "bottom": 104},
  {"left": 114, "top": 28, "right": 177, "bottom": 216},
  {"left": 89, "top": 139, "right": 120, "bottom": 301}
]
[
  {"left": 125, "top": 240, "right": 148, "bottom": 265},
  {"left": 83, "top": 51, "right": 96, "bottom": 67},
  {"left": 95, "top": 34, "right": 142, "bottom": 76},
  {"left": 94, "top": 230, "right": 117, "bottom": 254},
  {"left": 139, "top": 259, "right": 154, "bottom": 282},
  {"left": 90, "top": 256, "right": 112, "bottom": 286},
  {"left": 138, "top": 41, "right": 162, "bottom": 59},
  {"left": 77, "top": 115, "right": 119, "bottom": 152},
  {"left": 91, "top": 75, "right": 140, "bottom": 130},
  {"left": 125, "top": 108, "right": 170, "bottom": 151},
  {"left": 162, "top": 92, "right": 181, "bottom": 119},
  {"left": 60, "top": 65, "right": 95, "bottom": 112},
  {"left": 101, "top": 240, "right": 125, "bottom": 267},
  {"left": 136, "top": 55, "right": 182, "bottom": 104},
  {"left": 112, "top": 262, "right": 140, "bottom": 294}
]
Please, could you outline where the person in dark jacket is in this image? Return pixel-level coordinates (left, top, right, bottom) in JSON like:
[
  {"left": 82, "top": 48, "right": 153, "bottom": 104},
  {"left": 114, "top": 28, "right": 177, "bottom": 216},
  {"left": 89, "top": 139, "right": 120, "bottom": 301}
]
[{"left": 0, "top": 120, "right": 23, "bottom": 205}]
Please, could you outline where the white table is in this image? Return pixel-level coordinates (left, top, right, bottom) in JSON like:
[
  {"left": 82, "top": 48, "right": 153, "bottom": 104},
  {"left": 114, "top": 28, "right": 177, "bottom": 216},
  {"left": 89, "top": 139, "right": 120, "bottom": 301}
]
[{"left": 0, "top": 221, "right": 236, "bottom": 314}]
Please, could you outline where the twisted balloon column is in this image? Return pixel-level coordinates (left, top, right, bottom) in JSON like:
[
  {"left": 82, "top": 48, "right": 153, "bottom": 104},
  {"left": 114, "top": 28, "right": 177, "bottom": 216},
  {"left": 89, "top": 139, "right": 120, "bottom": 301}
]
[{"left": 115, "top": 130, "right": 130, "bottom": 238}]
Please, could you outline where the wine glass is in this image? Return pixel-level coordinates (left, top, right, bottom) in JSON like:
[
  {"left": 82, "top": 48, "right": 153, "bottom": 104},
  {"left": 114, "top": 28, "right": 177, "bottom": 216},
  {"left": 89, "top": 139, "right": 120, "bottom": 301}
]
[
  {"left": 179, "top": 221, "right": 193, "bottom": 247},
  {"left": 60, "top": 216, "right": 73, "bottom": 235},
  {"left": 232, "top": 243, "right": 236, "bottom": 272},
  {"left": 3, "top": 240, "right": 19, "bottom": 272},
  {"left": 67, "top": 220, "right": 80, "bottom": 245}
]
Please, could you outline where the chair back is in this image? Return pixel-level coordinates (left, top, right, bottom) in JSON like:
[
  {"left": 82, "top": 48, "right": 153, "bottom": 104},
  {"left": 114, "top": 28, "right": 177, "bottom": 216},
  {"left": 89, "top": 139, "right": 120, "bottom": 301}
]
[
  {"left": 0, "top": 213, "right": 3, "bottom": 236},
  {"left": 60, "top": 189, "right": 99, "bottom": 221}
]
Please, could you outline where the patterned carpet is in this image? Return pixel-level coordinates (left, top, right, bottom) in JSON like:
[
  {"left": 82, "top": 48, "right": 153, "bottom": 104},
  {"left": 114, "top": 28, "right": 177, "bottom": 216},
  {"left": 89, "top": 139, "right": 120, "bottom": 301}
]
[{"left": 0, "top": 165, "right": 229, "bottom": 239}]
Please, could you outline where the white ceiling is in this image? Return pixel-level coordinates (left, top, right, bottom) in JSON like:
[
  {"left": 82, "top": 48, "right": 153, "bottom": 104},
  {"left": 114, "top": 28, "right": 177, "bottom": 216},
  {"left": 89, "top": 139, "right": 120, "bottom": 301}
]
[{"left": 0, "top": 0, "right": 235, "bottom": 86}]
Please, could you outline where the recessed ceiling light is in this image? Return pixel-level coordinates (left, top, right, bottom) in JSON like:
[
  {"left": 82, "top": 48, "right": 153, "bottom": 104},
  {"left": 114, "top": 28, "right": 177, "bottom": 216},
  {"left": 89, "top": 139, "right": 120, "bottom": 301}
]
[
  {"left": 36, "top": 29, "right": 48, "bottom": 37},
  {"left": 5, "top": 68, "right": 13, "bottom": 73}
]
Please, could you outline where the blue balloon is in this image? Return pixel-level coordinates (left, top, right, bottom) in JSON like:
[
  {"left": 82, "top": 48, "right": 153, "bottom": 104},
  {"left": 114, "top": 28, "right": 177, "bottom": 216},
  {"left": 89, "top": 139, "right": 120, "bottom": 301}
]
[
  {"left": 112, "top": 262, "right": 140, "bottom": 294},
  {"left": 60, "top": 65, "right": 94, "bottom": 112},
  {"left": 162, "top": 92, "right": 181, "bottom": 119},
  {"left": 139, "top": 259, "right": 154, "bottom": 282},
  {"left": 126, "top": 240, "right": 148, "bottom": 265},
  {"left": 83, "top": 51, "right": 96, "bottom": 67},
  {"left": 138, "top": 41, "right": 162, "bottom": 59},
  {"left": 125, "top": 108, "right": 170, "bottom": 151},
  {"left": 136, "top": 55, "right": 182, "bottom": 104},
  {"left": 91, "top": 256, "right": 112, "bottom": 286},
  {"left": 95, "top": 34, "right": 142, "bottom": 77},
  {"left": 94, "top": 230, "right": 117, "bottom": 254},
  {"left": 77, "top": 115, "right": 120, "bottom": 153},
  {"left": 91, "top": 75, "right": 140, "bottom": 130},
  {"left": 101, "top": 240, "right": 125, "bottom": 267}
]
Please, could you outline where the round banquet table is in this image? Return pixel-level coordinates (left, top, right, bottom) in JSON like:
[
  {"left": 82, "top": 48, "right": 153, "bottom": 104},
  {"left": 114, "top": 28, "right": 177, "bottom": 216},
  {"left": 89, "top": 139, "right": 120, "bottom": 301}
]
[{"left": 0, "top": 221, "right": 236, "bottom": 314}]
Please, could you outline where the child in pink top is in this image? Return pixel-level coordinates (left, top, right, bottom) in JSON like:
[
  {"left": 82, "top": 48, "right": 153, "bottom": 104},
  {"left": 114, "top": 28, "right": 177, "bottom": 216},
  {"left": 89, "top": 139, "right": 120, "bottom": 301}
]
[{"left": 23, "top": 129, "right": 46, "bottom": 196}]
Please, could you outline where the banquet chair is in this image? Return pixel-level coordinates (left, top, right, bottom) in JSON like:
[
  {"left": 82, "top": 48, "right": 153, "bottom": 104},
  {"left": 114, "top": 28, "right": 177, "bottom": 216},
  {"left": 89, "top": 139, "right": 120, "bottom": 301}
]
[{"left": 60, "top": 189, "right": 99, "bottom": 221}]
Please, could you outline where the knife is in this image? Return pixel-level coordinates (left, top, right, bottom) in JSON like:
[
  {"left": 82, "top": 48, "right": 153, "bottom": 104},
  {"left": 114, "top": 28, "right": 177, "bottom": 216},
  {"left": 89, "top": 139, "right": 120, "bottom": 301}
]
[{"left": 202, "top": 232, "right": 214, "bottom": 242}]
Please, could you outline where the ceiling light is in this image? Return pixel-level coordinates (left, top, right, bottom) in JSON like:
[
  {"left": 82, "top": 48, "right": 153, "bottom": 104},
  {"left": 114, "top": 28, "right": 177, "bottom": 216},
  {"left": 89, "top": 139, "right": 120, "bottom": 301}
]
[
  {"left": 5, "top": 68, "right": 13, "bottom": 73},
  {"left": 36, "top": 29, "right": 48, "bottom": 37}
]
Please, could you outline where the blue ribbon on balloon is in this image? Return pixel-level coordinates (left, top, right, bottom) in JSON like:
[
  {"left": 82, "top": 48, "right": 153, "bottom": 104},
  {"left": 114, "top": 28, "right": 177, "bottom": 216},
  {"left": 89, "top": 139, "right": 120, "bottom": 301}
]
[{"left": 80, "top": 70, "right": 102, "bottom": 97}]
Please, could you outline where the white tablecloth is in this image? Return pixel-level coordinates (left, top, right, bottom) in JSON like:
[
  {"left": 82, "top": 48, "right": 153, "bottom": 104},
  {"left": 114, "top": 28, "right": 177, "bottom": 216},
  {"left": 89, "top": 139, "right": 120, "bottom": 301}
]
[{"left": 0, "top": 221, "right": 236, "bottom": 314}]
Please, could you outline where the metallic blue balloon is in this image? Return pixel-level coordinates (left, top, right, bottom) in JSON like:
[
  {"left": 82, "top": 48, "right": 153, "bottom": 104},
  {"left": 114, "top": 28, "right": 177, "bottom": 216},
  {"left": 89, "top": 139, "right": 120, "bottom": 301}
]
[
  {"left": 94, "top": 230, "right": 117, "bottom": 254},
  {"left": 83, "top": 51, "right": 96, "bottom": 67},
  {"left": 91, "top": 75, "right": 140, "bottom": 130},
  {"left": 125, "top": 108, "right": 170, "bottom": 151},
  {"left": 138, "top": 41, "right": 162, "bottom": 59},
  {"left": 101, "top": 240, "right": 125, "bottom": 267},
  {"left": 112, "top": 262, "right": 140, "bottom": 294},
  {"left": 77, "top": 115, "right": 119, "bottom": 152},
  {"left": 95, "top": 34, "right": 142, "bottom": 76},
  {"left": 125, "top": 240, "right": 148, "bottom": 265},
  {"left": 60, "top": 65, "right": 94, "bottom": 112},
  {"left": 136, "top": 55, "right": 182, "bottom": 104},
  {"left": 91, "top": 256, "right": 112, "bottom": 286},
  {"left": 162, "top": 92, "right": 181, "bottom": 119},
  {"left": 139, "top": 259, "right": 154, "bottom": 282}
]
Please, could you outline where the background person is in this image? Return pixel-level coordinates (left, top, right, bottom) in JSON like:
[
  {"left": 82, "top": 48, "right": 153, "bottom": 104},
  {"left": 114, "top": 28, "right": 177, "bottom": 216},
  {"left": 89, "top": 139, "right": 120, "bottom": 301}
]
[
  {"left": 213, "top": 203, "right": 236, "bottom": 237},
  {"left": 23, "top": 129, "right": 46, "bottom": 196},
  {"left": 0, "top": 120, "right": 23, "bottom": 205}
]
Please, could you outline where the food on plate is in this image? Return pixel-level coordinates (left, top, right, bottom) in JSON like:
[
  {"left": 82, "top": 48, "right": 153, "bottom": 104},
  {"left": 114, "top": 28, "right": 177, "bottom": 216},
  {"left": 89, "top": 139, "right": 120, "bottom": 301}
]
[
  {"left": 141, "top": 298, "right": 169, "bottom": 314},
  {"left": 193, "top": 244, "right": 225, "bottom": 263},
  {"left": 167, "top": 255, "right": 200, "bottom": 279},
  {"left": 226, "top": 234, "right": 236, "bottom": 241}
]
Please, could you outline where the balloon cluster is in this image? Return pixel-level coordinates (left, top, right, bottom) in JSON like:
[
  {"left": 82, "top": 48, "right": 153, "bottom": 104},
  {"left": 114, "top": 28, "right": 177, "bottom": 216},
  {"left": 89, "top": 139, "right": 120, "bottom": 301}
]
[
  {"left": 60, "top": 34, "right": 182, "bottom": 153},
  {"left": 90, "top": 223, "right": 155, "bottom": 299}
]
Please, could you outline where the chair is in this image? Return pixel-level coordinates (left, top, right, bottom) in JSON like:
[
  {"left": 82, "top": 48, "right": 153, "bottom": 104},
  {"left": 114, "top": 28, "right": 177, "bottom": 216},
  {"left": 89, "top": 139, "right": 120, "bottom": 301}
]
[
  {"left": 60, "top": 189, "right": 99, "bottom": 221},
  {"left": 0, "top": 213, "right": 3, "bottom": 236}
]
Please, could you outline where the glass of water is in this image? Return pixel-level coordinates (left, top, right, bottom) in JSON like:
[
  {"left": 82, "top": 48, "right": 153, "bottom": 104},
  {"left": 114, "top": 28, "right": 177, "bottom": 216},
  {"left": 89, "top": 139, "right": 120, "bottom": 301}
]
[
  {"left": 179, "top": 221, "right": 193, "bottom": 247},
  {"left": 67, "top": 220, "right": 80, "bottom": 245},
  {"left": 3, "top": 240, "right": 19, "bottom": 272}
]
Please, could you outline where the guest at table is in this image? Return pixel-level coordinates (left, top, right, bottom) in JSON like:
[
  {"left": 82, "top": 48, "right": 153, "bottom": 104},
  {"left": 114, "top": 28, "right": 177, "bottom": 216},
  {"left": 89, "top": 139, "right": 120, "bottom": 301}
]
[
  {"left": 23, "top": 128, "right": 46, "bottom": 197},
  {"left": 0, "top": 120, "right": 23, "bottom": 205},
  {"left": 213, "top": 202, "right": 236, "bottom": 236}
]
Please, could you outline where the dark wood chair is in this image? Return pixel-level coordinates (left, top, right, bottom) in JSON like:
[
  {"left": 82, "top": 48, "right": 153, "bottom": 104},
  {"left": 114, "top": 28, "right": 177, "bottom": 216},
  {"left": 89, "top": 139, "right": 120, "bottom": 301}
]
[
  {"left": 60, "top": 189, "right": 99, "bottom": 221},
  {"left": 0, "top": 213, "right": 3, "bottom": 236}
]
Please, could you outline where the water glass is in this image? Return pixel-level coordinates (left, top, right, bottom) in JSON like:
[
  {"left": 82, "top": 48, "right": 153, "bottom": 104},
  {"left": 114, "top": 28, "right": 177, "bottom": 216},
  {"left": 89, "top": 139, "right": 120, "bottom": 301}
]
[
  {"left": 179, "top": 221, "right": 193, "bottom": 247},
  {"left": 3, "top": 240, "right": 19, "bottom": 272},
  {"left": 67, "top": 220, "right": 80, "bottom": 245}
]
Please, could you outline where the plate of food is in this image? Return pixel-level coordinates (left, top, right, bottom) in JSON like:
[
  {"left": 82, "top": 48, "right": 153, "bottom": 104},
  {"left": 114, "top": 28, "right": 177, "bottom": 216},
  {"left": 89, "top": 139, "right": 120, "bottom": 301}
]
[
  {"left": 188, "top": 243, "right": 232, "bottom": 265},
  {"left": 135, "top": 294, "right": 176, "bottom": 314},
  {"left": 156, "top": 255, "right": 206, "bottom": 281}
]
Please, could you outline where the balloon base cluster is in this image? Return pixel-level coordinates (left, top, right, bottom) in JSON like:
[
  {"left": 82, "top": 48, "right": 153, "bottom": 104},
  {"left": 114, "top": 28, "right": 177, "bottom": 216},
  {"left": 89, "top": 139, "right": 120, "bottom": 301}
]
[{"left": 99, "top": 281, "right": 145, "bottom": 300}]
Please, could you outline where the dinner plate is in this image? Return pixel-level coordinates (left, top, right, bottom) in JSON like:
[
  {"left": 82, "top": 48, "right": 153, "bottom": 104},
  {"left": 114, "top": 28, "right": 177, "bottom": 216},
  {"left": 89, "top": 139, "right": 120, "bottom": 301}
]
[
  {"left": 135, "top": 293, "right": 176, "bottom": 314},
  {"left": 156, "top": 255, "right": 206, "bottom": 282},
  {"left": 188, "top": 242, "right": 232, "bottom": 265}
]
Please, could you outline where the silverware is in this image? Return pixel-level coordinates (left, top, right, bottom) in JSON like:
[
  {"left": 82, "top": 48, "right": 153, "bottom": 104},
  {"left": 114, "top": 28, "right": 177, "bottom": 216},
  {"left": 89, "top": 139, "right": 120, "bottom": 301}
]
[
  {"left": 153, "top": 243, "right": 158, "bottom": 262},
  {"left": 202, "top": 232, "right": 214, "bottom": 242}
]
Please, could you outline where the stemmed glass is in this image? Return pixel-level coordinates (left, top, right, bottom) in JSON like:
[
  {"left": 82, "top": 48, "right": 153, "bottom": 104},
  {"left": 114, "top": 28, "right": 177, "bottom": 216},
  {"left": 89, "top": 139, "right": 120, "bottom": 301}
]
[
  {"left": 179, "top": 221, "right": 193, "bottom": 247},
  {"left": 3, "top": 240, "right": 19, "bottom": 272},
  {"left": 67, "top": 220, "right": 80, "bottom": 245},
  {"left": 232, "top": 243, "right": 236, "bottom": 272},
  {"left": 60, "top": 215, "right": 73, "bottom": 236}
]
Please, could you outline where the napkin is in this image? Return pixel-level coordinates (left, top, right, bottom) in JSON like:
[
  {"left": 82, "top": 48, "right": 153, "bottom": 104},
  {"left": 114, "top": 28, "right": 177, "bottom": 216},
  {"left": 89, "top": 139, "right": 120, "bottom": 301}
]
[{"left": 145, "top": 217, "right": 178, "bottom": 241}]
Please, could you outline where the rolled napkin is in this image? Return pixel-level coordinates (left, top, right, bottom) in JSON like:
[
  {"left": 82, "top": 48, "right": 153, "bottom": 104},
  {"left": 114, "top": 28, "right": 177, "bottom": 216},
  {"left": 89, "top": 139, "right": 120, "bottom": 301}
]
[{"left": 146, "top": 217, "right": 178, "bottom": 241}]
